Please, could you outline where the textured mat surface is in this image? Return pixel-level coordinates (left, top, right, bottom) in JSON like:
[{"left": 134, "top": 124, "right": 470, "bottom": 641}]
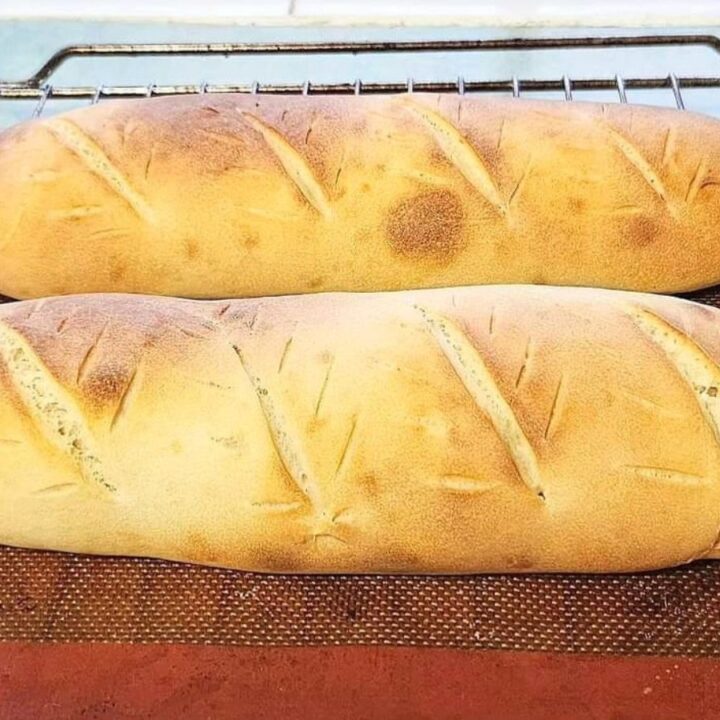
[{"left": 2, "top": 548, "right": 720, "bottom": 654}]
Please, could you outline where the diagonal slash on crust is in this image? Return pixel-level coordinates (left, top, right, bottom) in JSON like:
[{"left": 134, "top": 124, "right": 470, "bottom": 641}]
[
  {"left": 605, "top": 125, "right": 677, "bottom": 217},
  {"left": 240, "top": 112, "right": 333, "bottom": 219},
  {"left": 629, "top": 307, "right": 720, "bottom": 447},
  {"left": 0, "top": 320, "right": 115, "bottom": 492},
  {"left": 416, "top": 305, "right": 545, "bottom": 500},
  {"left": 403, "top": 99, "right": 508, "bottom": 217},
  {"left": 46, "top": 118, "right": 154, "bottom": 222},
  {"left": 233, "top": 344, "right": 321, "bottom": 509}
]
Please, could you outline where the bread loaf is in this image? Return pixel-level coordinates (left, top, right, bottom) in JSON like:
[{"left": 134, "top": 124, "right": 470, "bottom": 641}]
[
  {"left": 1, "top": 95, "right": 720, "bottom": 299},
  {"left": 0, "top": 285, "right": 719, "bottom": 573}
]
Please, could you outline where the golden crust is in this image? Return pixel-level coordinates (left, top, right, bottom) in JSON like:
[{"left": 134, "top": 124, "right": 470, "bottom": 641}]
[
  {"left": 1, "top": 95, "right": 720, "bottom": 298},
  {"left": 0, "top": 286, "right": 719, "bottom": 573}
]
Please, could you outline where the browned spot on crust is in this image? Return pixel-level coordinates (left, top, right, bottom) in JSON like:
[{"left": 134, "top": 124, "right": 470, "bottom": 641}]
[
  {"left": 505, "top": 554, "right": 535, "bottom": 570},
  {"left": 184, "top": 532, "right": 220, "bottom": 564},
  {"left": 251, "top": 548, "right": 303, "bottom": 573},
  {"left": 82, "top": 366, "right": 133, "bottom": 408},
  {"left": 621, "top": 213, "right": 659, "bottom": 247},
  {"left": 185, "top": 238, "right": 199, "bottom": 259},
  {"left": 359, "top": 473, "right": 378, "bottom": 495},
  {"left": 306, "top": 416, "right": 328, "bottom": 434},
  {"left": 568, "top": 197, "right": 586, "bottom": 213},
  {"left": 109, "top": 262, "right": 127, "bottom": 282},
  {"left": 386, "top": 189, "right": 465, "bottom": 262},
  {"left": 428, "top": 147, "right": 448, "bottom": 167},
  {"left": 243, "top": 233, "right": 260, "bottom": 249},
  {"left": 308, "top": 276, "right": 325, "bottom": 289}
]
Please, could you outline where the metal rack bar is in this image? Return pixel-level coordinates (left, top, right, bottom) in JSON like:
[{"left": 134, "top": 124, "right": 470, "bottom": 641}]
[
  {"left": 3, "top": 34, "right": 720, "bottom": 122},
  {"left": 31, "top": 84, "right": 51, "bottom": 117},
  {"left": 669, "top": 73, "right": 686, "bottom": 109},
  {"left": 4, "top": 34, "right": 720, "bottom": 90},
  {"left": 5, "top": 75, "right": 720, "bottom": 101},
  {"left": 615, "top": 75, "right": 628, "bottom": 103}
]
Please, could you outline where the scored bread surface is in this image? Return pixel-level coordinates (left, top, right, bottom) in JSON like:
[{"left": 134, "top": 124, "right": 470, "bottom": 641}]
[
  {"left": 0, "top": 286, "right": 719, "bottom": 573},
  {"left": 1, "top": 95, "right": 720, "bottom": 298}
]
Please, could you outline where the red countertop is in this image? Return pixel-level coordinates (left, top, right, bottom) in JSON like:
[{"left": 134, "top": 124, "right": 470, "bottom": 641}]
[{"left": 1, "top": 644, "right": 719, "bottom": 719}]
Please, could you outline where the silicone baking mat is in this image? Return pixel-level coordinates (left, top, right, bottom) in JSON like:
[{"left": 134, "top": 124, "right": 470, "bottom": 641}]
[
  {"left": 0, "top": 287, "right": 719, "bottom": 655},
  {"left": 2, "top": 547, "right": 720, "bottom": 654}
]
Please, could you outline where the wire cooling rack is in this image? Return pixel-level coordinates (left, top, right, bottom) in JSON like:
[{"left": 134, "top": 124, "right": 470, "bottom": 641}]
[{"left": 1, "top": 34, "right": 720, "bottom": 123}]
